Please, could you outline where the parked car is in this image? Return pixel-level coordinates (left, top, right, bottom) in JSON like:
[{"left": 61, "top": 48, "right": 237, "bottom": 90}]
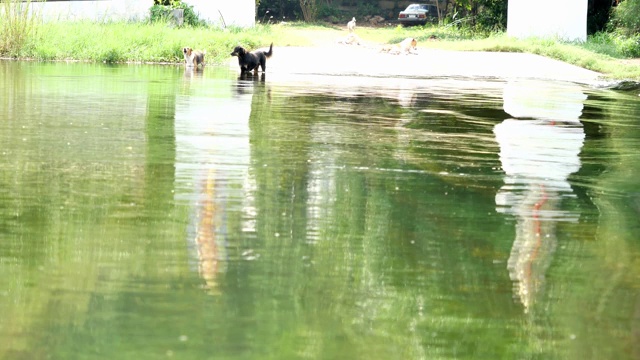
[{"left": 398, "top": 4, "right": 437, "bottom": 26}]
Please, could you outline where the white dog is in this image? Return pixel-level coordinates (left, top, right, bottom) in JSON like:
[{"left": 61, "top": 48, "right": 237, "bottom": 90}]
[
  {"left": 399, "top": 37, "right": 418, "bottom": 54},
  {"left": 347, "top": 17, "right": 356, "bottom": 32},
  {"left": 380, "top": 38, "right": 418, "bottom": 55}
]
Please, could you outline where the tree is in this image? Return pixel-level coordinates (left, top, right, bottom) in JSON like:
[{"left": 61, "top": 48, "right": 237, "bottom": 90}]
[
  {"left": 299, "top": 0, "right": 318, "bottom": 21},
  {"left": 257, "top": 0, "right": 300, "bottom": 22},
  {"left": 610, "top": 0, "right": 640, "bottom": 35},
  {"left": 588, "top": 0, "right": 614, "bottom": 34},
  {"left": 476, "top": 0, "right": 507, "bottom": 31}
]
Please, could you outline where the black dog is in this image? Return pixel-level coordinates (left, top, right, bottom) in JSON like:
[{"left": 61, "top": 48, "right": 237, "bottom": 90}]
[{"left": 230, "top": 43, "right": 273, "bottom": 74}]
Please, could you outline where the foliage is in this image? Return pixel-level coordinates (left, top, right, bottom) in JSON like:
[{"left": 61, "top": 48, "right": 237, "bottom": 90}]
[
  {"left": 609, "top": 0, "right": 640, "bottom": 36},
  {"left": 174, "top": 2, "right": 207, "bottom": 27},
  {"left": 257, "top": 0, "right": 300, "bottom": 23},
  {"left": 617, "top": 35, "right": 640, "bottom": 57},
  {"left": 149, "top": 1, "right": 206, "bottom": 27},
  {"left": 153, "top": 0, "right": 180, "bottom": 6},
  {"left": 609, "top": 32, "right": 640, "bottom": 58},
  {"left": 0, "top": 0, "right": 40, "bottom": 56},
  {"left": 316, "top": 2, "right": 381, "bottom": 23},
  {"left": 149, "top": 5, "right": 171, "bottom": 23},
  {"left": 586, "top": 31, "right": 640, "bottom": 58},
  {"left": 316, "top": 4, "right": 342, "bottom": 22},
  {"left": 299, "top": 0, "right": 317, "bottom": 22},
  {"left": 352, "top": 2, "right": 381, "bottom": 18},
  {"left": 475, "top": 0, "right": 507, "bottom": 32}
]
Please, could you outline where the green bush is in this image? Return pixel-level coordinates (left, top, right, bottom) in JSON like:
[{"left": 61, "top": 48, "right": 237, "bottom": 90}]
[
  {"left": 149, "top": 1, "right": 206, "bottom": 27},
  {"left": 617, "top": 34, "right": 640, "bottom": 57},
  {"left": 149, "top": 5, "right": 171, "bottom": 23},
  {"left": 153, "top": 0, "right": 180, "bottom": 6},
  {"left": 317, "top": 4, "right": 343, "bottom": 23},
  {"left": 609, "top": 0, "right": 640, "bottom": 36},
  {"left": 354, "top": 2, "right": 381, "bottom": 18},
  {"left": 174, "top": 2, "right": 206, "bottom": 27},
  {"left": 100, "top": 48, "right": 124, "bottom": 63},
  {"left": 475, "top": 0, "right": 507, "bottom": 32},
  {"left": 584, "top": 31, "right": 640, "bottom": 58}
]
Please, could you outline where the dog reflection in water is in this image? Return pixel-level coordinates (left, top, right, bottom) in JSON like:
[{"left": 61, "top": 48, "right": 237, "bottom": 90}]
[
  {"left": 183, "top": 67, "right": 205, "bottom": 80},
  {"left": 238, "top": 72, "right": 265, "bottom": 82},
  {"left": 235, "top": 73, "right": 268, "bottom": 99}
]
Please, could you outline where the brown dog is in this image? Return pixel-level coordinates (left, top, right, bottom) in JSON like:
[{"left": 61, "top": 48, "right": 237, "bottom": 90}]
[{"left": 182, "top": 47, "right": 205, "bottom": 68}]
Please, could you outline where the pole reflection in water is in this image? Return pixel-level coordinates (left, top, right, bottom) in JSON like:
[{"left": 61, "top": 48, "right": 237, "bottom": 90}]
[
  {"left": 494, "top": 80, "right": 587, "bottom": 312},
  {"left": 176, "top": 74, "right": 257, "bottom": 293},
  {"left": 193, "top": 169, "right": 225, "bottom": 293}
]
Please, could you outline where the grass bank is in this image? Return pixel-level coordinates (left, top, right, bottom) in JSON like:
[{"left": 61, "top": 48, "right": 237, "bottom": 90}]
[
  {"left": 8, "top": 21, "right": 282, "bottom": 64},
  {"left": 1, "top": 17, "right": 639, "bottom": 80}
]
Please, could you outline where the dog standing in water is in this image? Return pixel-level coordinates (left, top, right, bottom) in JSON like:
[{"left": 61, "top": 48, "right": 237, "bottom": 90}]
[
  {"left": 230, "top": 43, "right": 273, "bottom": 74},
  {"left": 182, "top": 47, "right": 205, "bottom": 68}
]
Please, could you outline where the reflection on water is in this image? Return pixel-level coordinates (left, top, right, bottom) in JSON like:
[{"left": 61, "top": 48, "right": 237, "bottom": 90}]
[
  {"left": 191, "top": 169, "right": 226, "bottom": 292},
  {"left": 183, "top": 66, "right": 205, "bottom": 80},
  {"left": 496, "top": 80, "right": 587, "bottom": 312},
  {"left": 1, "top": 61, "right": 640, "bottom": 359},
  {"left": 176, "top": 69, "right": 260, "bottom": 291}
]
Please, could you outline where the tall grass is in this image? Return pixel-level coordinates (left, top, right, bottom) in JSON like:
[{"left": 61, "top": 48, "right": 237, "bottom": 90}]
[
  {"left": 0, "top": 0, "right": 41, "bottom": 56},
  {"left": 30, "top": 21, "right": 276, "bottom": 63}
]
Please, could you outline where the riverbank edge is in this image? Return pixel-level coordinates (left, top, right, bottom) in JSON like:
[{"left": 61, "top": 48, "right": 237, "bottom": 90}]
[
  {"left": 3, "top": 46, "right": 639, "bottom": 91},
  {"left": 2, "top": 22, "right": 639, "bottom": 86}
]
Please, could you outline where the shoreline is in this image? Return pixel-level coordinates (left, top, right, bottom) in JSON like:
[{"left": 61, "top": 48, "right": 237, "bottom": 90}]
[
  {"left": 3, "top": 44, "right": 638, "bottom": 90},
  {"left": 1, "top": 20, "right": 639, "bottom": 83}
]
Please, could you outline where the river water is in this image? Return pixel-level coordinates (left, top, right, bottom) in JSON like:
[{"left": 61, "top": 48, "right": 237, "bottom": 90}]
[{"left": 1, "top": 61, "right": 639, "bottom": 359}]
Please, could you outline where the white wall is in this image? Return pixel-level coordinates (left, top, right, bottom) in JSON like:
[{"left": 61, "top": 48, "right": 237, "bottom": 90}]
[
  {"left": 187, "top": 0, "right": 255, "bottom": 27},
  {"left": 31, "top": 0, "right": 255, "bottom": 27},
  {"left": 507, "top": 0, "right": 587, "bottom": 42},
  {"left": 32, "top": 0, "right": 149, "bottom": 21}
]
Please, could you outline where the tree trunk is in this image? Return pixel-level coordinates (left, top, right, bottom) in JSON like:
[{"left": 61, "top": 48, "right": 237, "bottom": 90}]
[{"left": 300, "top": 0, "right": 317, "bottom": 22}]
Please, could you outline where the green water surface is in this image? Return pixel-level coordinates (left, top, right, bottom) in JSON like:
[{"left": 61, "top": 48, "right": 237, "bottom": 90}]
[{"left": 1, "top": 61, "right": 639, "bottom": 360}]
